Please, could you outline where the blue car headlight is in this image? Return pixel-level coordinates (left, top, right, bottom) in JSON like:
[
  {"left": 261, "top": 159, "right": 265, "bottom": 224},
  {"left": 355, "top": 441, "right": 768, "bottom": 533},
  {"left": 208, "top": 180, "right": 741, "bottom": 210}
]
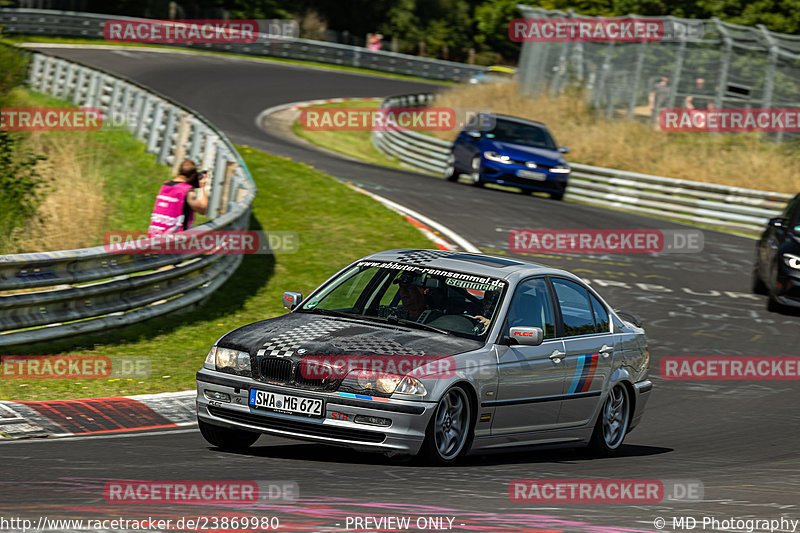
[
  {"left": 783, "top": 253, "right": 800, "bottom": 270},
  {"left": 484, "top": 151, "right": 512, "bottom": 164}
]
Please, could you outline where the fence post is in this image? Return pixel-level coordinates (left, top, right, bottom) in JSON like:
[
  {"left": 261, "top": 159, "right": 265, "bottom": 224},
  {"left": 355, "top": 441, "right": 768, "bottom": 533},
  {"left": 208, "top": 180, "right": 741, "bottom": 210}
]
[
  {"left": 157, "top": 106, "right": 178, "bottom": 164},
  {"left": 758, "top": 25, "right": 779, "bottom": 142},
  {"left": 593, "top": 41, "right": 615, "bottom": 110},
  {"left": 713, "top": 19, "right": 732, "bottom": 110},
  {"left": 666, "top": 28, "right": 686, "bottom": 110},
  {"left": 628, "top": 40, "right": 647, "bottom": 118}
]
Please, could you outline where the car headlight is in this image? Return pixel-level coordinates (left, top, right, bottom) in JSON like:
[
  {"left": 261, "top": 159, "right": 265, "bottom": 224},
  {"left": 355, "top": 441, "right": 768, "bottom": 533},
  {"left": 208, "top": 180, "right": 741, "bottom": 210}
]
[
  {"left": 484, "top": 151, "right": 512, "bottom": 164},
  {"left": 212, "top": 346, "right": 251, "bottom": 376},
  {"left": 346, "top": 370, "right": 427, "bottom": 396},
  {"left": 784, "top": 254, "right": 800, "bottom": 270},
  {"left": 550, "top": 165, "right": 571, "bottom": 174}
]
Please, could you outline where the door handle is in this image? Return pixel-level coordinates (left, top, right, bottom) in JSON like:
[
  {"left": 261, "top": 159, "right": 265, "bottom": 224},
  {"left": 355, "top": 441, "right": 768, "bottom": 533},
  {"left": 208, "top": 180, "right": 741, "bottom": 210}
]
[
  {"left": 549, "top": 350, "right": 565, "bottom": 362},
  {"left": 599, "top": 344, "right": 614, "bottom": 357}
]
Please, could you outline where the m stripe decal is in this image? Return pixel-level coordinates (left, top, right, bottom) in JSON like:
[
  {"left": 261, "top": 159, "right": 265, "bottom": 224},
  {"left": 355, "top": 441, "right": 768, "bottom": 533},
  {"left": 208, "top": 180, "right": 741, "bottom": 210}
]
[{"left": 569, "top": 353, "right": 599, "bottom": 394}]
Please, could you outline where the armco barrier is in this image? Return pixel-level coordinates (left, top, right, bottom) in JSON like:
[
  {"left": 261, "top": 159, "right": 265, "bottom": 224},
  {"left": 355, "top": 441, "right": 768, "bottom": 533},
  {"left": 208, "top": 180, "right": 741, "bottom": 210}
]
[
  {"left": 372, "top": 94, "right": 792, "bottom": 235},
  {"left": 0, "top": 51, "right": 257, "bottom": 347},
  {"left": 0, "top": 9, "right": 483, "bottom": 82}
]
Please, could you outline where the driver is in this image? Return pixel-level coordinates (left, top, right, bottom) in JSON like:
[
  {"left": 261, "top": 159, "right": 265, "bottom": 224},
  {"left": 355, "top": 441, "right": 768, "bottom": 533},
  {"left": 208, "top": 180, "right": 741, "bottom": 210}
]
[
  {"left": 395, "top": 272, "right": 444, "bottom": 322},
  {"left": 470, "top": 289, "right": 500, "bottom": 332}
]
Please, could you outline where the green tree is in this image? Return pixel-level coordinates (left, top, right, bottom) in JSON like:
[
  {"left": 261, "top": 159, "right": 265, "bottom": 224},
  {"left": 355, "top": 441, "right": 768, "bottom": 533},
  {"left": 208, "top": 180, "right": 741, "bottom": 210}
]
[{"left": 474, "top": 0, "right": 521, "bottom": 62}]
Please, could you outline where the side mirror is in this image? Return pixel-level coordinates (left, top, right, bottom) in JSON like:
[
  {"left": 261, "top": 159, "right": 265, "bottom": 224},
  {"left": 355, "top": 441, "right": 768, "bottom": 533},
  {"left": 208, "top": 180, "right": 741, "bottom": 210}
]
[
  {"left": 507, "top": 326, "right": 544, "bottom": 346},
  {"left": 466, "top": 130, "right": 482, "bottom": 139},
  {"left": 558, "top": 146, "right": 570, "bottom": 154},
  {"left": 770, "top": 217, "right": 786, "bottom": 229},
  {"left": 283, "top": 291, "right": 303, "bottom": 311}
]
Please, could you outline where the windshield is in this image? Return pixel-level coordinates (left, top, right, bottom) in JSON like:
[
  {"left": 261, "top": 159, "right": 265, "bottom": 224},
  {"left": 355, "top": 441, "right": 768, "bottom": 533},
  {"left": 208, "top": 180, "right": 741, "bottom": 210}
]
[
  {"left": 486, "top": 118, "right": 557, "bottom": 150},
  {"left": 298, "top": 261, "right": 507, "bottom": 339}
]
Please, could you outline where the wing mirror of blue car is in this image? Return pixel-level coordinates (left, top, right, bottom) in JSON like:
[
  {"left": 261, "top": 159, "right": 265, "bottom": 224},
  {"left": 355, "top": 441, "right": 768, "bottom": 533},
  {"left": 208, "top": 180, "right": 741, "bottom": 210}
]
[
  {"left": 558, "top": 146, "right": 570, "bottom": 154},
  {"left": 505, "top": 327, "right": 544, "bottom": 346},
  {"left": 770, "top": 217, "right": 787, "bottom": 228},
  {"left": 283, "top": 291, "right": 303, "bottom": 311}
]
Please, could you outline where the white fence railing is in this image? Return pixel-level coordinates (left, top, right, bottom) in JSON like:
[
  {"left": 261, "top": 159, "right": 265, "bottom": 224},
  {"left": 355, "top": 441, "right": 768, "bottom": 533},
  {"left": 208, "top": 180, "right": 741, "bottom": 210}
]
[
  {"left": 372, "top": 93, "right": 791, "bottom": 235},
  {"left": 0, "top": 51, "right": 257, "bottom": 347},
  {"left": 0, "top": 8, "right": 484, "bottom": 82}
]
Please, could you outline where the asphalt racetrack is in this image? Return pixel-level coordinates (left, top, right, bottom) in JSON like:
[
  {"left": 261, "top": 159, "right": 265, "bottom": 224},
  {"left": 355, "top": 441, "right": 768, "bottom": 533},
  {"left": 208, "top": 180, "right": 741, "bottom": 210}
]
[{"left": 2, "top": 46, "right": 799, "bottom": 533}]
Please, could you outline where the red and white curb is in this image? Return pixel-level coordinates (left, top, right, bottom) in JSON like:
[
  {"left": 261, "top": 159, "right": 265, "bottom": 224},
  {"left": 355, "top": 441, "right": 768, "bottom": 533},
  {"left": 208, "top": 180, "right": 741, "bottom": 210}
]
[
  {"left": 0, "top": 390, "right": 196, "bottom": 439},
  {"left": 346, "top": 184, "right": 480, "bottom": 253}
]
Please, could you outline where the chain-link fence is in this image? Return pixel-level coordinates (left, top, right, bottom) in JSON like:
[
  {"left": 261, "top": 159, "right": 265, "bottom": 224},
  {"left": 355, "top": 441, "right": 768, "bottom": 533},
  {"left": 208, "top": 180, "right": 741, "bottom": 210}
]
[{"left": 517, "top": 5, "right": 800, "bottom": 141}]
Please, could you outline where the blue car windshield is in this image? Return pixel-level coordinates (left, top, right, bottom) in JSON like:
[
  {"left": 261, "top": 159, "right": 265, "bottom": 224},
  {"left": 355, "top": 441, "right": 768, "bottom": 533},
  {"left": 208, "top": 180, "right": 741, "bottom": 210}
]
[{"left": 486, "top": 119, "right": 557, "bottom": 150}]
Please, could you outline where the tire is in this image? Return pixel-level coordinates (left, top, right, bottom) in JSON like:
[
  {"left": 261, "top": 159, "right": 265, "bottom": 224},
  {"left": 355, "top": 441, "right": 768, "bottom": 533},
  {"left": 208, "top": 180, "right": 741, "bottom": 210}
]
[
  {"left": 198, "top": 419, "right": 260, "bottom": 451},
  {"left": 420, "top": 386, "right": 473, "bottom": 465},
  {"left": 588, "top": 384, "right": 630, "bottom": 456},
  {"left": 444, "top": 153, "right": 458, "bottom": 182},
  {"left": 767, "top": 292, "right": 783, "bottom": 312},
  {"left": 550, "top": 191, "right": 565, "bottom": 201},
  {"left": 752, "top": 265, "right": 768, "bottom": 295},
  {"left": 469, "top": 156, "right": 484, "bottom": 187}
]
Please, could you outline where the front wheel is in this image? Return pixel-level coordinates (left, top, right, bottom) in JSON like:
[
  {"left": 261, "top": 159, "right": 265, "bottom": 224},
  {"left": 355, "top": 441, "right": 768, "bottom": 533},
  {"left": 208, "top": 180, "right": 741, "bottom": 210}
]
[
  {"left": 420, "top": 386, "right": 473, "bottom": 465},
  {"left": 752, "top": 264, "right": 768, "bottom": 295},
  {"left": 588, "top": 384, "right": 630, "bottom": 456},
  {"left": 469, "top": 156, "right": 484, "bottom": 187},
  {"left": 444, "top": 153, "right": 458, "bottom": 182},
  {"left": 198, "top": 419, "right": 260, "bottom": 451},
  {"left": 550, "top": 190, "right": 565, "bottom": 201}
]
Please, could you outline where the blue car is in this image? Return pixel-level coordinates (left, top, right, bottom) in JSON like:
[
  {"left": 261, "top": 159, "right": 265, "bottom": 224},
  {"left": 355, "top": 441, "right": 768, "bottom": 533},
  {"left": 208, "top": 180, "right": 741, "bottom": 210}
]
[{"left": 445, "top": 115, "right": 571, "bottom": 200}]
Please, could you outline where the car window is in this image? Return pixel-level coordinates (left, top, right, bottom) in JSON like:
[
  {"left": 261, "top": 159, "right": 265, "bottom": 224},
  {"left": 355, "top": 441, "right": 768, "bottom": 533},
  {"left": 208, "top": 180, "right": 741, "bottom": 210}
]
[
  {"left": 589, "top": 293, "right": 610, "bottom": 333},
  {"left": 506, "top": 278, "right": 556, "bottom": 339},
  {"left": 298, "top": 262, "right": 508, "bottom": 340},
  {"left": 552, "top": 278, "right": 596, "bottom": 337},
  {"left": 486, "top": 119, "right": 557, "bottom": 150}
]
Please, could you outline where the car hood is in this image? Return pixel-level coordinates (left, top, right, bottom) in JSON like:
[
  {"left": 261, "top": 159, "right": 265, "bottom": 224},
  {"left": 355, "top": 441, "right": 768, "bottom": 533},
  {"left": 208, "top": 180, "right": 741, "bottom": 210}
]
[
  {"left": 217, "top": 312, "right": 482, "bottom": 358},
  {"left": 483, "top": 139, "right": 565, "bottom": 165}
]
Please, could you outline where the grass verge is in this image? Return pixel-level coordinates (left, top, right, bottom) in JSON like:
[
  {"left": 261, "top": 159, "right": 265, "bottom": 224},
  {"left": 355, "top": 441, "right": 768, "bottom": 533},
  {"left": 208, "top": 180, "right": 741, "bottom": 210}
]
[
  {"left": 0, "top": 145, "right": 433, "bottom": 401},
  {"left": 290, "top": 100, "right": 409, "bottom": 170},
  {"left": 3, "top": 35, "right": 451, "bottom": 86},
  {"left": 1, "top": 88, "right": 172, "bottom": 253}
]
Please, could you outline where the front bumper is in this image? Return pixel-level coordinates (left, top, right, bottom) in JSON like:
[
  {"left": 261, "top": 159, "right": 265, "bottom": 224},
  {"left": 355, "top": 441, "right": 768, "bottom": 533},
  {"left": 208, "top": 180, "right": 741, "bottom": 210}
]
[
  {"left": 774, "top": 262, "right": 800, "bottom": 307},
  {"left": 196, "top": 369, "right": 436, "bottom": 455},
  {"left": 481, "top": 160, "right": 569, "bottom": 192},
  {"left": 629, "top": 379, "right": 653, "bottom": 431}
]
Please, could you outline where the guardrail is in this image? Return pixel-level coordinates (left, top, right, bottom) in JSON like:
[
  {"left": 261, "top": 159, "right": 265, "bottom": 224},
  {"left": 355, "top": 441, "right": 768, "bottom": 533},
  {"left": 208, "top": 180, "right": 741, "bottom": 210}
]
[
  {"left": 0, "top": 51, "right": 257, "bottom": 347},
  {"left": 372, "top": 93, "right": 792, "bottom": 235},
  {"left": 0, "top": 8, "right": 484, "bottom": 82}
]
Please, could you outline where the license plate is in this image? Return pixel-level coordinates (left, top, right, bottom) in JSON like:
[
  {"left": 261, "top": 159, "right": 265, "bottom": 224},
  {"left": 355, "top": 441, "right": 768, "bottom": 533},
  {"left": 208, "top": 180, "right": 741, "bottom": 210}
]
[
  {"left": 249, "top": 389, "right": 324, "bottom": 418},
  {"left": 517, "top": 169, "right": 546, "bottom": 180}
]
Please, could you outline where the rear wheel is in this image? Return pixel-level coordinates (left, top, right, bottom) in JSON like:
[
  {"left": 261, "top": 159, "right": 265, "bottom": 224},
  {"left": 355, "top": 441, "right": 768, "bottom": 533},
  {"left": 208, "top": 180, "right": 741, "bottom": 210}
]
[
  {"left": 588, "top": 384, "right": 630, "bottom": 456},
  {"left": 420, "top": 386, "right": 473, "bottom": 465},
  {"left": 444, "top": 153, "right": 458, "bottom": 182},
  {"left": 198, "top": 419, "right": 259, "bottom": 451},
  {"left": 469, "top": 156, "right": 484, "bottom": 187}
]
